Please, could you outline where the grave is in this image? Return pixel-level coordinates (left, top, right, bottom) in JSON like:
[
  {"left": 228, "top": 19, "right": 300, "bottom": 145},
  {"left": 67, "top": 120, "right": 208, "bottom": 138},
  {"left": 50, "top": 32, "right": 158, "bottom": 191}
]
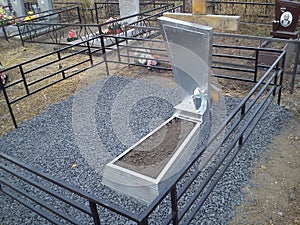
[
  {"left": 10, "top": 0, "right": 25, "bottom": 17},
  {"left": 0, "top": 0, "right": 56, "bottom": 38},
  {"left": 102, "top": 17, "right": 213, "bottom": 203},
  {"left": 37, "top": 0, "right": 53, "bottom": 14},
  {"left": 163, "top": 0, "right": 239, "bottom": 31},
  {"left": 270, "top": 0, "right": 300, "bottom": 39}
]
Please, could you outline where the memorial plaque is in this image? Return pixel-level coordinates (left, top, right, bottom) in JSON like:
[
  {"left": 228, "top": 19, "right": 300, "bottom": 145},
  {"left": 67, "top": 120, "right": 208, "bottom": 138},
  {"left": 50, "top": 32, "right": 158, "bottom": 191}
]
[
  {"left": 271, "top": 0, "right": 300, "bottom": 39},
  {"left": 118, "top": 0, "right": 140, "bottom": 25}
]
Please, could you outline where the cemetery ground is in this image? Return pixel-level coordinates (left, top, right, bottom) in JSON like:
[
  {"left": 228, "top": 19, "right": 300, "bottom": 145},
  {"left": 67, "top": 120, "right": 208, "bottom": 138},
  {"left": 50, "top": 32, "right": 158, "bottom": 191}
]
[{"left": 0, "top": 36, "right": 299, "bottom": 224}]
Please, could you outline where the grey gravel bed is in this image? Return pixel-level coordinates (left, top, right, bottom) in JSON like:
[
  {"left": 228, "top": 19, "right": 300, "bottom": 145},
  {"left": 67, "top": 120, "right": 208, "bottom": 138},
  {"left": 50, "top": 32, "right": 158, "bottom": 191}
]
[{"left": 0, "top": 75, "right": 290, "bottom": 225}]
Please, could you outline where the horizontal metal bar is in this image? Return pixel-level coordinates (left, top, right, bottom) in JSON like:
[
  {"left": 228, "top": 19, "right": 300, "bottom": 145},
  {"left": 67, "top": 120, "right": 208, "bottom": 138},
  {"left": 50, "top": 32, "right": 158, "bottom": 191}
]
[
  {"left": 212, "top": 60, "right": 254, "bottom": 70},
  {"left": 24, "top": 58, "right": 61, "bottom": 74},
  {"left": 212, "top": 74, "right": 256, "bottom": 83},
  {"left": 243, "top": 89, "right": 275, "bottom": 144},
  {"left": 212, "top": 53, "right": 255, "bottom": 61},
  {"left": 120, "top": 54, "right": 169, "bottom": 64},
  {"left": 0, "top": 177, "right": 81, "bottom": 224},
  {"left": 212, "top": 65, "right": 255, "bottom": 73},
  {"left": 162, "top": 211, "right": 176, "bottom": 224},
  {"left": 213, "top": 32, "right": 300, "bottom": 44},
  {"left": 0, "top": 153, "right": 140, "bottom": 222},
  {"left": 124, "top": 45, "right": 166, "bottom": 52},
  {"left": 27, "top": 59, "right": 90, "bottom": 87},
  {"left": 0, "top": 163, "right": 91, "bottom": 216},
  {"left": 1, "top": 185, "right": 64, "bottom": 225},
  {"left": 177, "top": 170, "right": 199, "bottom": 200},
  {"left": 207, "top": 1, "right": 274, "bottom": 6},
  {"left": 245, "top": 70, "right": 282, "bottom": 113}
]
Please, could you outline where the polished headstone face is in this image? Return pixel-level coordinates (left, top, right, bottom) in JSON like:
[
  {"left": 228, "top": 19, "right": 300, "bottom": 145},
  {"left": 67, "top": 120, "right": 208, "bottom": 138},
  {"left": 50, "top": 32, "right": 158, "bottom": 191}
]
[
  {"left": 10, "top": 0, "right": 25, "bottom": 17},
  {"left": 118, "top": 0, "right": 140, "bottom": 25},
  {"left": 37, "top": 0, "right": 53, "bottom": 13},
  {"left": 158, "top": 17, "right": 212, "bottom": 115},
  {"left": 271, "top": 0, "right": 300, "bottom": 38},
  {"left": 0, "top": 0, "right": 8, "bottom": 7}
]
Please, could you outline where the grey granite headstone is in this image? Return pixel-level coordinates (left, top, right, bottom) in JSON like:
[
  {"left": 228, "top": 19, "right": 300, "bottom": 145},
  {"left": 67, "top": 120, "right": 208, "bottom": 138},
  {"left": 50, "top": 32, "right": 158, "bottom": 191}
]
[
  {"left": 10, "top": 0, "right": 25, "bottom": 17},
  {"left": 158, "top": 17, "right": 212, "bottom": 104},
  {"left": 0, "top": 0, "right": 9, "bottom": 7},
  {"left": 118, "top": 0, "right": 140, "bottom": 25},
  {"left": 37, "top": 0, "right": 53, "bottom": 13}
]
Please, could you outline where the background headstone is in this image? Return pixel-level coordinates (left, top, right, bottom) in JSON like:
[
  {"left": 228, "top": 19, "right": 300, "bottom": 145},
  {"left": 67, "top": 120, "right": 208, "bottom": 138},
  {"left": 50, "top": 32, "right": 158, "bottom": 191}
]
[
  {"left": 10, "top": 0, "right": 25, "bottom": 17},
  {"left": 118, "top": 0, "right": 140, "bottom": 25},
  {"left": 271, "top": 0, "right": 300, "bottom": 39},
  {"left": 0, "top": 0, "right": 9, "bottom": 7},
  {"left": 37, "top": 0, "right": 53, "bottom": 13}
]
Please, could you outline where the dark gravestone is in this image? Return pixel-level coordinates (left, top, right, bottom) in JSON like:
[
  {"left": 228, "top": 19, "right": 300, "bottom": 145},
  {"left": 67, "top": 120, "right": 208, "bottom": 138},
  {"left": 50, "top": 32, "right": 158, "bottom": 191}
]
[{"left": 270, "top": 0, "right": 300, "bottom": 39}]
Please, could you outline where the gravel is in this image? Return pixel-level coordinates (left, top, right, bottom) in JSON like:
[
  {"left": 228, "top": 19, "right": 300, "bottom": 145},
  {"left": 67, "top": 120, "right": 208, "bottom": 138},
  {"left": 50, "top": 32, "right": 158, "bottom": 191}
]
[{"left": 0, "top": 75, "right": 290, "bottom": 225}]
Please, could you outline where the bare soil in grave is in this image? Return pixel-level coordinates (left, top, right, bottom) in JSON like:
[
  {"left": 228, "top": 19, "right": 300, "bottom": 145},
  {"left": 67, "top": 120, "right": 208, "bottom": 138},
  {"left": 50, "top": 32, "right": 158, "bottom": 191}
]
[
  {"left": 115, "top": 117, "right": 196, "bottom": 179},
  {"left": 0, "top": 31, "right": 299, "bottom": 224}
]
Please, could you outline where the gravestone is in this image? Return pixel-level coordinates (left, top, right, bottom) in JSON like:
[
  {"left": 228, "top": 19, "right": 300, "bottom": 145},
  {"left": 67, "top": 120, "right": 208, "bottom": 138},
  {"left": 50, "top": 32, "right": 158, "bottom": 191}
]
[
  {"left": 0, "top": 0, "right": 9, "bottom": 8},
  {"left": 37, "top": 0, "right": 53, "bottom": 13},
  {"left": 270, "top": 0, "right": 300, "bottom": 39},
  {"left": 10, "top": 0, "right": 25, "bottom": 17},
  {"left": 118, "top": 0, "right": 140, "bottom": 25},
  {"left": 102, "top": 17, "right": 212, "bottom": 204}
]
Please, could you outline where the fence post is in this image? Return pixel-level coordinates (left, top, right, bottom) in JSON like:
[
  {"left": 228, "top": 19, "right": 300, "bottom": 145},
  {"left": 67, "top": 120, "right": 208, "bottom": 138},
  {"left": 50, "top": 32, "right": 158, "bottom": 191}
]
[
  {"left": 17, "top": 23, "right": 25, "bottom": 47},
  {"left": 290, "top": 41, "right": 300, "bottom": 94},
  {"left": 89, "top": 202, "right": 100, "bottom": 225},
  {"left": 1, "top": 83, "right": 18, "bottom": 128},
  {"left": 57, "top": 52, "right": 66, "bottom": 79},
  {"left": 239, "top": 104, "right": 246, "bottom": 146},
  {"left": 99, "top": 30, "right": 109, "bottom": 75},
  {"left": 95, "top": 3, "right": 99, "bottom": 24},
  {"left": 171, "top": 185, "right": 179, "bottom": 225},
  {"left": 278, "top": 52, "right": 286, "bottom": 105},
  {"left": 19, "top": 65, "right": 29, "bottom": 95},
  {"left": 77, "top": 6, "right": 82, "bottom": 24},
  {"left": 254, "top": 49, "right": 259, "bottom": 82},
  {"left": 86, "top": 41, "right": 94, "bottom": 66}
]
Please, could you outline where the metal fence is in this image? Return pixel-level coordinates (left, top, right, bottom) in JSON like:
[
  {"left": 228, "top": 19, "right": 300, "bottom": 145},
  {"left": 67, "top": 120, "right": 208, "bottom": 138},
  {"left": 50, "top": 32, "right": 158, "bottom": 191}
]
[
  {"left": 207, "top": 0, "right": 300, "bottom": 27},
  {"left": 0, "top": 15, "right": 289, "bottom": 224},
  {"left": 0, "top": 38, "right": 286, "bottom": 223}
]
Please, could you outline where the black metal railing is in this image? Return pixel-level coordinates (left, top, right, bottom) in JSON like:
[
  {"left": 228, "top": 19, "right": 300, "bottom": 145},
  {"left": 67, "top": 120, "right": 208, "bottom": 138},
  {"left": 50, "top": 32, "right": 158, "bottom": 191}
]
[
  {"left": 18, "top": 3, "right": 181, "bottom": 46},
  {"left": 0, "top": 7, "right": 294, "bottom": 224},
  {"left": 0, "top": 6, "right": 81, "bottom": 41},
  {"left": 207, "top": 0, "right": 274, "bottom": 24},
  {"left": 0, "top": 36, "right": 106, "bottom": 128},
  {"left": 207, "top": 0, "right": 300, "bottom": 28},
  {"left": 0, "top": 46, "right": 286, "bottom": 224}
]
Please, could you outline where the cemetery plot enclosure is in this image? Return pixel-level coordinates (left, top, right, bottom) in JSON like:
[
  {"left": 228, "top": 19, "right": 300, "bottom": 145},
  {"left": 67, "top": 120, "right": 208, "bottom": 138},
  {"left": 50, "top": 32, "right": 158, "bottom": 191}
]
[
  {"left": 0, "top": 29, "right": 289, "bottom": 225},
  {"left": 0, "top": 49, "right": 286, "bottom": 224},
  {"left": 0, "top": 1, "right": 299, "bottom": 224}
]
